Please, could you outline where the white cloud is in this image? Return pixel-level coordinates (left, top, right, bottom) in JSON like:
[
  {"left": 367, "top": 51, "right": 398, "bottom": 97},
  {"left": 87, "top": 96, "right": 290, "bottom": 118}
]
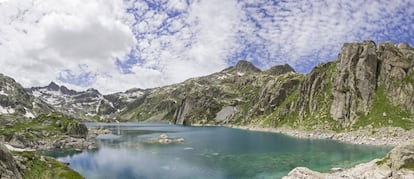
[{"left": 0, "top": 0, "right": 135, "bottom": 92}]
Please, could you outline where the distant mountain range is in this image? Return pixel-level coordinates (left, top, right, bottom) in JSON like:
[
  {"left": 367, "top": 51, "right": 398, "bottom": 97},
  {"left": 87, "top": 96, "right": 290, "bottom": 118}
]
[{"left": 1, "top": 40, "right": 413, "bottom": 130}]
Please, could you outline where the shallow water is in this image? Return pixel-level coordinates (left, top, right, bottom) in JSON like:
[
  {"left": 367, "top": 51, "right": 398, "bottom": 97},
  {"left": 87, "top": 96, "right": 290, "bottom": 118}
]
[{"left": 44, "top": 123, "right": 391, "bottom": 179}]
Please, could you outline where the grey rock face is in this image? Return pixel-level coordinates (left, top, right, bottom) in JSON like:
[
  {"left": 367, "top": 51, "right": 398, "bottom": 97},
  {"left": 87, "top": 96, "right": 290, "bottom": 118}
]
[
  {"left": 378, "top": 42, "right": 414, "bottom": 113},
  {"left": 215, "top": 106, "right": 237, "bottom": 123},
  {"left": 232, "top": 60, "right": 261, "bottom": 73},
  {"left": 174, "top": 97, "right": 196, "bottom": 125},
  {"left": 330, "top": 41, "right": 378, "bottom": 126},
  {"left": 296, "top": 62, "right": 334, "bottom": 119},
  {"left": 386, "top": 138, "right": 414, "bottom": 170},
  {"left": 0, "top": 143, "right": 22, "bottom": 179},
  {"left": 264, "top": 64, "right": 295, "bottom": 76},
  {"left": 0, "top": 74, "right": 53, "bottom": 119},
  {"left": 251, "top": 73, "right": 301, "bottom": 116}
]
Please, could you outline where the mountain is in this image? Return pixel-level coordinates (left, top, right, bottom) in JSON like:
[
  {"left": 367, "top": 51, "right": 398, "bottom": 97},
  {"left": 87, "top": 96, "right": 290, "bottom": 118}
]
[
  {"left": 273, "top": 41, "right": 414, "bottom": 130},
  {"left": 118, "top": 60, "right": 301, "bottom": 124},
  {"left": 23, "top": 41, "right": 414, "bottom": 131},
  {"left": 116, "top": 41, "right": 414, "bottom": 130},
  {"left": 27, "top": 82, "right": 149, "bottom": 121},
  {"left": 0, "top": 74, "right": 53, "bottom": 121}
]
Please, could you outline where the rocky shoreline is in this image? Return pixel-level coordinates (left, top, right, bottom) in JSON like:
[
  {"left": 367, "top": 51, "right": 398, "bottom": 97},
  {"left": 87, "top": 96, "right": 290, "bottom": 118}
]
[
  {"left": 283, "top": 138, "right": 414, "bottom": 179},
  {"left": 220, "top": 125, "right": 414, "bottom": 146}
]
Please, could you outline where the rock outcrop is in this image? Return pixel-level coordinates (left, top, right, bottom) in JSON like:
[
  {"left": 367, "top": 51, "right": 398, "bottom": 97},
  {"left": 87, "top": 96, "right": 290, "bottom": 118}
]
[
  {"left": 378, "top": 42, "right": 414, "bottom": 113},
  {"left": 275, "top": 41, "right": 414, "bottom": 130},
  {"left": 264, "top": 64, "right": 295, "bottom": 76},
  {"left": 386, "top": 138, "right": 414, "bottom": 170},
  {"left": 1, "top": 113, "right": 94, "bottom": 151},
  {"left": 331, "top": 41, "right": 378, "bottom": 126},
  {"left": 0, "top": 143, "right": 22, "bottom": 179},
  {"left": 0, "top": 74, "right": 53, "bottom": 120}
]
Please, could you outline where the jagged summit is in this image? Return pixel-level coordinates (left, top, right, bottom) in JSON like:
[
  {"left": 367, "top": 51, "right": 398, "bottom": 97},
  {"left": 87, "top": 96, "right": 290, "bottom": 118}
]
[
  {"left": 233, "top": 60, "right": 261, "bottom": 73},
  {"left": 86, "top": 88, "right": 100, "bottom": 95},
  {"left": 265, "top": 64, "right": 295, "bottom": 76},
  {"left": 30, "top": 82, "right": 78, "bottom": 95}
]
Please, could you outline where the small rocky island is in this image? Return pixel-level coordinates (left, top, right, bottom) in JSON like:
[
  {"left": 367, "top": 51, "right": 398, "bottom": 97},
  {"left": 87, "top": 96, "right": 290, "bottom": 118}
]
[{"left": 144, "top": 133, "right": 185, "bottom": 144}]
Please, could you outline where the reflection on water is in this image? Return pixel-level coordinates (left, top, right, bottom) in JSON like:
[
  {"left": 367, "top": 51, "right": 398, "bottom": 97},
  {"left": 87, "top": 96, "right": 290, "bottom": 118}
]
[{"left": 45, "top": 123, "right": 391, "bottom": 179}]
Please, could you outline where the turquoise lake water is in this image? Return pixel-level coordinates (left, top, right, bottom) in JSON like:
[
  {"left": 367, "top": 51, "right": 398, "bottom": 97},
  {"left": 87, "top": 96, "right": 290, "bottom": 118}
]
[{"left": 44, "top": 123, "right": 391, "bottom": 179}]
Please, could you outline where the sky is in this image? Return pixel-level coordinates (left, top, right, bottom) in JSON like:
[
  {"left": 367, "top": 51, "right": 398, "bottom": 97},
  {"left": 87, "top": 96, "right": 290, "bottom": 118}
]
[{"left": 0, "top": 0, "right": 413, "bottom": 94}]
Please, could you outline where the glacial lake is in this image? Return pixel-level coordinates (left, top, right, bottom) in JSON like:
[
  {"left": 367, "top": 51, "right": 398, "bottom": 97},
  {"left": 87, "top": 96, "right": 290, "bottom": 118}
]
[{"left": 44, "top": 123, "right": 390, "bottom": 179}]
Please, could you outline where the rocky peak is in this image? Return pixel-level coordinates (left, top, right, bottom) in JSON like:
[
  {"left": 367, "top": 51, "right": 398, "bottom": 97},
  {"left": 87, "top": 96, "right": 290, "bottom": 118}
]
[
  {"left": 46, "top": 81, "right": 60, "bottom": 91},
  {"left": 233, "top": 60, "right": 261, "bottom": 73},
  {"left": 60, "top": 85, "right": 78, "bottom": 95},
  {"left": 265, "top": 64, "right": 295, "bottom": 76},
  {"left": 86, "top": 88, "right": 101, "bottom": 95}
]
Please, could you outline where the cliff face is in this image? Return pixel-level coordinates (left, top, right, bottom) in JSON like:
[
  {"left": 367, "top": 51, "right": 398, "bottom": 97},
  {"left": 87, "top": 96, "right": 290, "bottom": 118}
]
[{"left": 279, "top": 41, "right": 414, "bottom": 130}]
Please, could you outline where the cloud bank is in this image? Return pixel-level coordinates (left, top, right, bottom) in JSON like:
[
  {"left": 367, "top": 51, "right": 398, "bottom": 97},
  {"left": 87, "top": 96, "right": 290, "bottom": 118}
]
[{"left": 0, "top": 0, "right": 413, "bottom": 93}]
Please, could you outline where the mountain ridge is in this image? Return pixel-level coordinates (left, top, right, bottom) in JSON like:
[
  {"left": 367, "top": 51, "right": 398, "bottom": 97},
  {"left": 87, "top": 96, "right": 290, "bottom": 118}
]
[{"left": 1, "top": 40, "right": 413, "bottom": 131}]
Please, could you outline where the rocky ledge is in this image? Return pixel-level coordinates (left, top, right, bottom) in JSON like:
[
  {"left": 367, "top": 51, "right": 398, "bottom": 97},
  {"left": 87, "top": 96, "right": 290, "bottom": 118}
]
[
  {"left": 283, "top": 138, "right": 414, "bottom": 178},
  {"left": 0, "top": 143, "right": 83, "bottom": 179}
]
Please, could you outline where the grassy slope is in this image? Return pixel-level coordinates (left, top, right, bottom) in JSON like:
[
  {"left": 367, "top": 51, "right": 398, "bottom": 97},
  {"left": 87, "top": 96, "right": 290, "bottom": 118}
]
[
  {"left": 13, "top": 151, "right": 83, "bottom": 179},
  {"left": 353, "top": 86, "right": 413, "bottom": 130}
]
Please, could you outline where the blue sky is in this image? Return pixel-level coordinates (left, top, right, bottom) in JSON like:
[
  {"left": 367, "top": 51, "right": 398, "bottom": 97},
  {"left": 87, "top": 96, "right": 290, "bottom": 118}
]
[{"left": 0, "top": 0, "right": 413, "bottom": 93}]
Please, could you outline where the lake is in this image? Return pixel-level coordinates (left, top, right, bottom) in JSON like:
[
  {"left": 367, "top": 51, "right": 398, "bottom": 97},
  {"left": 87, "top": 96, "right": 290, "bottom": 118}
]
[{"left": 44, "top": 123, "right": 390, "bottom": 179}]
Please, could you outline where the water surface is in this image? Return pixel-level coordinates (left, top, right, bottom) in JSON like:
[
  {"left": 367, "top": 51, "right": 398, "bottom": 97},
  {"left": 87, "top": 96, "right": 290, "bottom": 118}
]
[{"left": 45, "top": 123, "right": 390, "bottom": 179}]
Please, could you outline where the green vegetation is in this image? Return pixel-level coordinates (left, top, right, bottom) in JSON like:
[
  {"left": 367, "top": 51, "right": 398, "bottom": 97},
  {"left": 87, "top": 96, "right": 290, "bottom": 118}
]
[
  {"left": 402, "top": 72, "right": 414, "bottom": 84},
  {"left": 13, "top": 151, "right": 83, "bottom": 179},
  {"left": 375, "top": 156, "right": 389, "bottom": 166},
  {"left": 0, "top": 112, "right": 86, "bottom": 142},
  {"left": 402, "top": 163, "right": 414, "bottom": 171},
  {"left": 353, "top": 86, "right": 413, "bottom": 130}
]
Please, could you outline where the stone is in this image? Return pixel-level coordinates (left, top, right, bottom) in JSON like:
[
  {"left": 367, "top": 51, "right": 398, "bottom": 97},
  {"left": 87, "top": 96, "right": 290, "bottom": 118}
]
[
  {"left": 282, "top": 167, "right": 323, "bottom": 179},
  {"left": 0, "top": 143, "right": 23, "bottom": 179},
  {"left": 386, "top": 138, "right": 414, "bottom": 170}
]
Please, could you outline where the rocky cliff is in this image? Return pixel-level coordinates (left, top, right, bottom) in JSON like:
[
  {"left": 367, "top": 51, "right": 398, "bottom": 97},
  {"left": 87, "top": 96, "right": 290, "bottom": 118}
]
[{"left": 267, "top": 41, "right": 414, "bottom": 130}]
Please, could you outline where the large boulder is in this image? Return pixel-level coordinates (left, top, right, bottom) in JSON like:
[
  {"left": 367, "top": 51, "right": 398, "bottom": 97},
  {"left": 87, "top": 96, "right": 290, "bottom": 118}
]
[
  {"left": 386, "top": 138, "right": 414, "bottom": 170},
  {"left": 282, "top": 167, "right": 323, "bottom": 179}
]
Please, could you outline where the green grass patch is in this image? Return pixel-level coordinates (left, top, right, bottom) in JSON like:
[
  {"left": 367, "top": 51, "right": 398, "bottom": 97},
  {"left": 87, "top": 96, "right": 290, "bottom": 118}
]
[
  {"left": 13, "top": 151, "right": 83, "bottom": 179},
  {"left": 353, "top": 86, "right": 413, "bottom": 130},
  {"left": 0, "top": 112, "right": 85, "bottom": 142},
  {"left": 402, "top": 163, "right": 414, "bottom": 171},
  {"left": 375, "top": 156, "right": 389, "bottom": 166}
]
